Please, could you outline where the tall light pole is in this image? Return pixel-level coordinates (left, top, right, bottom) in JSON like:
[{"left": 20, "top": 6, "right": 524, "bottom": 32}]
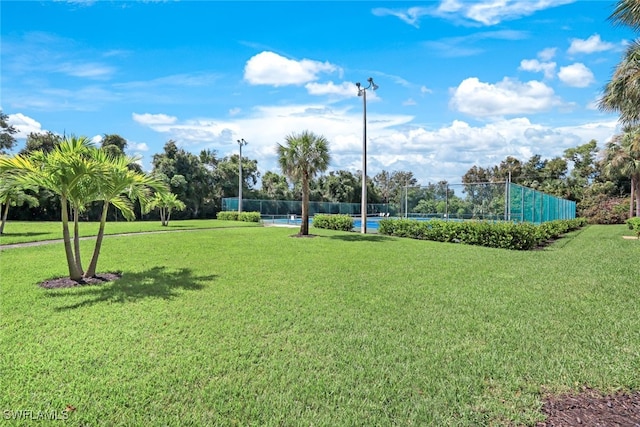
[
  {"left": 237, "top": 138, "right": 248, "bottom": 212},
  {"left": 356, "top": 77, "right": 379, "bottom": 234}
]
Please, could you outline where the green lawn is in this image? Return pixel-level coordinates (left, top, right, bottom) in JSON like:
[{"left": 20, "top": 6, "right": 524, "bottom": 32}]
[
  {"left": 1, "top": 223, "right": 638, "bottom": 425},
  {"left": 0, "top": 219, "right": 260, "bottom": 245}
]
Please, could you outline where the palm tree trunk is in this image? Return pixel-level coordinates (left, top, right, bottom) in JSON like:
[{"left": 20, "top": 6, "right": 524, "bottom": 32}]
[
  {"left": 631, "top": 178, "right": 635, "bottom": 218},
  {"left": 160, "top": 208, "right": 166, "bottom": 226},
  {"left": 0, "top": 202, "right": 9, "bottom": 234},
  {"left": 632, "top": 174, "right": 640, "bottom": 216},
  {"left": 61, "top": 196, "right": 83, "bottom": 281},
  {"left": 85, "top": 201, "right": 109, "bottom": 278},
  {"left": 166, "top": 208, "right": 172, "bottom": 226},
  {"left": 73, "top": 207, "right": 84, "bottom": 276},
  {"left": 300, "top": 174, "right": 309, "bottom": 235}
]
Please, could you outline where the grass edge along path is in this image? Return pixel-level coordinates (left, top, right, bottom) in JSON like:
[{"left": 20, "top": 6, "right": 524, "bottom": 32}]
[{"left": 0, "top": 224, "right": 638, "bottom": 425}]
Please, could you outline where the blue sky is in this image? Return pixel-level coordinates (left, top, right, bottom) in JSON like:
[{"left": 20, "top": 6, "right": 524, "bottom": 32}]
[{"left": 1, "top": 0, "right": 636, "bottom": 185}]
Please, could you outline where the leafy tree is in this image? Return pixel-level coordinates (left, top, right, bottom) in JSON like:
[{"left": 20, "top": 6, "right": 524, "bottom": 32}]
[
  {"left": 101, "top": 134, "right": 127, "bottom": 157},
  {"left": 373, "top": 170, "right": 392, "bottom": 204},
  {"left": 214, "top": 153, "right": 260, "bottom": 201},
  {"left": 260, "top": 171, "right": 290, "bottom": 200},
  {"left": 492, "top": 156, "right": 522, "bottom": 182},
  {"left": 0, "top": 111, "right": 17, "bottom": 154},
  {"left": 19, "top": 131, "right": 62, "bottom": 155},
  {"left": 152, "top": 140, "right": 218, "bottom": 218},
  {"left": 519, "top": 155, "right": 541, "bottom": 187},
  {"left": 320, "top": 170, "right": 359, "bottom": 203},
  {"left": 277, "top": 130, "right": 330, "bottom": 236}
]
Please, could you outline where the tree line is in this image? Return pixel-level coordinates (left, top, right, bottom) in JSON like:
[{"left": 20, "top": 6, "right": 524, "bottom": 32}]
[{"left": 1, "top": 115, "right": 637, "bottom": 226}]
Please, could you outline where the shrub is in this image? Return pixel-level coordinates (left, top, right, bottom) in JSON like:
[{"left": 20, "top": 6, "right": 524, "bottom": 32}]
[
  {"left": 378, "top": 218, "right": 587, "bottom": 250},
  {"left": 239, "top": 212, "right": 261, "bottom": 223},
  {"left": 216, "top": 211, "right": 239, "bottom": 221},
  {"left": 627, "top": 217, "right": 640, "bottom": 239},
  {"left": 312, "top": 214, "right": 354, "bottom": 232},
  {"left": 579, "top": 195, "right": 629, "bottom": 224},
  {"left": 216, "top": 211, "right": 261, "bottom": 222}
]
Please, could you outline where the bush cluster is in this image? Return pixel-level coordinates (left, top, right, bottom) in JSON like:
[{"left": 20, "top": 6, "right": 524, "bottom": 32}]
[
  {"left": 216, "top": 211, "right": 261, "bottom": 222},
  {"left": 627, "top": 217, "right": 640, "bottom": 239},
  {"left": 312, "top": 214, "right": 354, "bottom": 232},
  {"left": 579, "top": 195, "right": 629, "bottom": 224},
  {"left": 378, "top": 218, "right": 587, "bottom": 250}
]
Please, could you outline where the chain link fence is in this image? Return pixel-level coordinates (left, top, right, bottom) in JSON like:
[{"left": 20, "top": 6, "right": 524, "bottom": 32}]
[{"left": 223, "top": 182, "right": 575, "bottom": 224}]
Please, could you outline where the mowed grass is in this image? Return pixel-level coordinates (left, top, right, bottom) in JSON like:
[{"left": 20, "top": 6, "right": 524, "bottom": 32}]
[
  {"left": 0, "top": 223, "right": 638, "bottom": 425},
  {"left": 0, "top": 219, "right": 260, "bottom": 245}
]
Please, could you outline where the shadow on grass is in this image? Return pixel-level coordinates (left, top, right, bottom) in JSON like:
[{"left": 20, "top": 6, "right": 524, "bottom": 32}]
[
  {"left": 46, "top": 266, "right": 214, "bottom": 311},
  {"left": 326, "top": 233, "right": 395, "bottom": 243}
]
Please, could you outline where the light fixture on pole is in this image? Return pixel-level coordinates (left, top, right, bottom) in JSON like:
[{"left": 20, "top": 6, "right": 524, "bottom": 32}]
[
  {"left": 356, "top": 77, "right": 379, "bottom": 234},
  {"left": 237, "top": 138, "right": 248, "bottom": 212}
]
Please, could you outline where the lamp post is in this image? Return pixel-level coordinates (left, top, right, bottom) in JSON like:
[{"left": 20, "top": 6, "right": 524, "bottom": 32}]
[
  {"left": 237, "top": 138, "right": 248, "bottom": 212},
  {"left": 356, "top": 77, "right": 379, "bottom": 234}
]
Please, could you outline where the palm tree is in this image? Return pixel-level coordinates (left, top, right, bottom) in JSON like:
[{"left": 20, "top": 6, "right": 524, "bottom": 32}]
[
  {"left": 610, "top": 0, "right": 640, "bottom": 30},
  {"left": 147, "top": 192, "right": 186, "bottom": 226},
  {"left": 84, "top": 150, "right": 168, "bottom": 278},
  {"left": 602, "top": 131, "right": 640, "bottom": 217},
  {"left": 0, "top": 175, "right": 39, "bottom": 234},
  {"left": 277, "top": 131, "right": 330, "bottom": 235},
  {"left": 0, "top": 136, "right": 104, "bottom": 281},
  {"left": 599, "top": 40, "right": 640, "bottom": 126}
]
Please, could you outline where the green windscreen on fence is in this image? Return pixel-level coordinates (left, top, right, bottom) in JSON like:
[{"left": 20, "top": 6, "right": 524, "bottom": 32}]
[
  {"left": 222, "top": 198, "right": 389, "bottom": 217},
  {"left": 222, "top": 182, "right": 576, "bottom": 224},
  {"left": 508, "top": 183, "right": 576, "bottom": 223}
]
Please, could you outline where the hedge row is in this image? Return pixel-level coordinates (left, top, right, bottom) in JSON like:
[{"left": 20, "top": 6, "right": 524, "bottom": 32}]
[
  {"left": 216, "top": 211, "right": 261, "bottom": 222},
  {"left": 312, "top": 214, "right": 354, "bottom": 232},
  {"left": 378, "top": 218, "right": 588, "bottom": 250}
]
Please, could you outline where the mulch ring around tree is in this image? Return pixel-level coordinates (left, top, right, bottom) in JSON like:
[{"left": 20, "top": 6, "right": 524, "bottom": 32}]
[
  {"left": 536, "top": 387, "right": 640, "bottom": 426},
  {"left": 39, "top": 272, "right": 122, "bottom": 289}
]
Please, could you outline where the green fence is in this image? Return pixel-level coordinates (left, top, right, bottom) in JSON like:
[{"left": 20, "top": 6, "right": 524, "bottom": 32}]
[
  {"left": 222, "top": 198, "right": 389, "bottom": 217},
  {"left": 508, "top": 183, "right": 576, "bottom": 223},
  {"left": 401, "top": 182, "right": 575, "bottom": 224},
  {"left": 223, "top": 182, "right": 576, "bottom": 224}
]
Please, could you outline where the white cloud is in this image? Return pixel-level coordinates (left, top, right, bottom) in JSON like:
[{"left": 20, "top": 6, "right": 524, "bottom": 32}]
[
  {"left": 519, "top": 59, "right": 556, "bottom": 79},
  {"left": 421, "top": 86, "right": 433, "bottom": 94},
  {"left": 55, "top": 62, "right": 115, "bottom": 79},
  {"left": 403, "top": 98, "right": 417, "bottom": 106},
  {"left": 538, "top": 47, "right": 557, "bottom": 61},
  {"left": 128, "top": 141, "right": 149, "bottom": 152},
  {"left": 449, "top": 77, "right": 563, "bottom": 117},
  {"left": 7, "top": 113, "right": 43, "bottom": 139},
  {"left": 371, "top": 6, "right": 431, "bottom": 27},
  {"left": 305, "top": 81, "right": 355, "bottom": 97},
  {"left": 131, "top": 101, "right": 617, "bottom": 185},
  {"left": 558, "top": 63, "right": 595, "bottom": 87},
  {"left": 244, "top": 51, "right": 339, "bottom": 86},
  {"left": 132, "top": 113, "right": 178, "bottom": 126},
  {"left": 374, "top": 1, "right": 574, "bottom": 27},
  {"left": 568, "top": 34, "right": 615, "bottom": 55},
  {"left": 424, "top": 30, "right": 528, "bottom": 57},
  {"left": 464, "top": 0, "right": 576, "bottom": 25}
]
